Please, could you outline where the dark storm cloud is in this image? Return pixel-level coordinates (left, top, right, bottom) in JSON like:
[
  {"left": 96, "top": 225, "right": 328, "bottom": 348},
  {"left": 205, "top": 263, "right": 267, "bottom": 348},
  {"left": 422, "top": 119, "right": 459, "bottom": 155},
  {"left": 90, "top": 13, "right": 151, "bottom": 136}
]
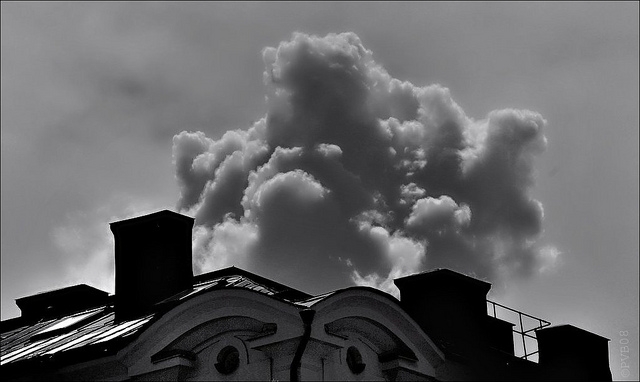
[{"left": 172, "top": 32, "right": 555, "bottom": 296}]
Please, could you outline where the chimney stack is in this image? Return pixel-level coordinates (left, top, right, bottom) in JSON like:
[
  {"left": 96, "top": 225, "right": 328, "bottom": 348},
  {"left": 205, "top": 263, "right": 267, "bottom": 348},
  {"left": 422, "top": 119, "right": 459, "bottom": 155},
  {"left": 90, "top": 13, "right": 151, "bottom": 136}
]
[
  {"left": 110, "top": 210, "right": 194, "bottom": 321},
  {"left": 537, "top": 325, "right": 612, "bottom": 381},
  {"left": 16, "top": 285, "right": 109, "bottom": 321},
  {"left": 394, "top": 269, "right": 503, "bottom": 356}
]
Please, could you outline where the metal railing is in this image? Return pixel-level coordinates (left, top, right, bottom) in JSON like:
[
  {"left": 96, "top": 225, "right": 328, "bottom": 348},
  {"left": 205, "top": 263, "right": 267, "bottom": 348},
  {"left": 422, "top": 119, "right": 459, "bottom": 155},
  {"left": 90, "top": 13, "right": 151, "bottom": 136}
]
[{"left": 487, "top": 300, "right": 551, "bottom": 362}]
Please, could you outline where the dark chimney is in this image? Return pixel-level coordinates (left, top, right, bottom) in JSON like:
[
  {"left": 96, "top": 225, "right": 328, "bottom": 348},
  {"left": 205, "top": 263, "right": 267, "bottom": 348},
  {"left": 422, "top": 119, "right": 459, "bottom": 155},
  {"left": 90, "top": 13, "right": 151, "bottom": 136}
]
[
  {"left": 110, "top": 210, "right": 194, "bottom": 321},
  {"left": 537, "top": 325, "right": 612, "bottom": 381},
  {"left": 16, "top": 284, "right": 109, "bottom": 321},
  {"left": 394, "top": 269, "right": 508, "bottom": 357}
]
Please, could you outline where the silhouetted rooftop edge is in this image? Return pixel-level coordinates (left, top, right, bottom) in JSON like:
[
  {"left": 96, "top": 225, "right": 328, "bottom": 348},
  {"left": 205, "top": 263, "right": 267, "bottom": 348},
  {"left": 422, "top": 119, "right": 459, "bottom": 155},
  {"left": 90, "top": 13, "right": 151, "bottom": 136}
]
[{"left": 109, "top": 209, "right": 194, "bottom": 229}]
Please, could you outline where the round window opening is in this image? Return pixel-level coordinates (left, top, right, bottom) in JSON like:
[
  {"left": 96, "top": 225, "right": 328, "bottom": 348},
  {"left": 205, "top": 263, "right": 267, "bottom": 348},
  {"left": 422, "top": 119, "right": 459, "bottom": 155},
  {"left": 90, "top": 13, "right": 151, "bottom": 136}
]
[
  {"left": 215, "top": 345, "right": 240, "bottom": 375},
  {"left": 346, "top": 346, "right": 366, "bottom": 374}
]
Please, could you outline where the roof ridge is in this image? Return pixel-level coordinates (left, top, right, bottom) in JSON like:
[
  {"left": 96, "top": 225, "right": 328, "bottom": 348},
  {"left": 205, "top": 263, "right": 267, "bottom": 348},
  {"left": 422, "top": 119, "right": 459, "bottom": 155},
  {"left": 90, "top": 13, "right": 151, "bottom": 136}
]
[{"left": 192, "top": 266, "right": 312, "bottom": 299}]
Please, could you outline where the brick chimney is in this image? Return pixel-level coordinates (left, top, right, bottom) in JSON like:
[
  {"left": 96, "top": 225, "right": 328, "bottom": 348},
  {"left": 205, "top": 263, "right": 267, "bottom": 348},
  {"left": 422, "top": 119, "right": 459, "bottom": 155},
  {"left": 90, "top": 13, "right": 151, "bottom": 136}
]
[{"left": 110, "top": 210, "right": 194, "bottom": 321}]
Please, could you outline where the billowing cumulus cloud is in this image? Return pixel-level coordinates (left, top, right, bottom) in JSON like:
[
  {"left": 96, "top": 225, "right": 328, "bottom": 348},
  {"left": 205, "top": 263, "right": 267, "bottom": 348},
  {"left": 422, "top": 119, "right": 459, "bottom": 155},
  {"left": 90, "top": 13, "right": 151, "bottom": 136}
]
[
  {"left": 173, "top": 32, "right": 557, "bottom": 296},
  {"left": 406, "top": 196, "right": 471, "bottom": 234}
]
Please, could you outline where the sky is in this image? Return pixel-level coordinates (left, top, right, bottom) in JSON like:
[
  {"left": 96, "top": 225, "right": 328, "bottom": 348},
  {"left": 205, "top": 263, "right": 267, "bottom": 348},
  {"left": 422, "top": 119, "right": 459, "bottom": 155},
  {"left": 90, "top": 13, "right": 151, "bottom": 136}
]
[{"left": 1, "top": 2, "right": 638, "bottom": 379}]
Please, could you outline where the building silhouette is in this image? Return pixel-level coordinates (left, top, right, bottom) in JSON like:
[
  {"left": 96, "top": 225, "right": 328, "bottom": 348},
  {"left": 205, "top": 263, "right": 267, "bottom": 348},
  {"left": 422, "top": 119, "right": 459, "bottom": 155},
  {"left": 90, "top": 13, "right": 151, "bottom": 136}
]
[{"left": 1, "top": 210, "right": 612, "bottom": 381}]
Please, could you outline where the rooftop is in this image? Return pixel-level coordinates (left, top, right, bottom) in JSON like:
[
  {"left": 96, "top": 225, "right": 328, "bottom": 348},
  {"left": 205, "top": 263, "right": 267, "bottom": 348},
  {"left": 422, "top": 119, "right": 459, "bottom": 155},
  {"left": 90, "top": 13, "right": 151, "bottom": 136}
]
[{"left": 0, "top": 266, "right": 314, "bottom": 369}]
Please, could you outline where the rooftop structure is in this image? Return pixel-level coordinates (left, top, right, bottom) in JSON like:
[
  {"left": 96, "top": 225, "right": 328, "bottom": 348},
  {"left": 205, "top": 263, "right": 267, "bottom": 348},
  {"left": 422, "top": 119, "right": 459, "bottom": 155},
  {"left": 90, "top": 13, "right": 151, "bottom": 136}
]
[{"left": 1, "top": 210, "right": 612, "bottom": 381}]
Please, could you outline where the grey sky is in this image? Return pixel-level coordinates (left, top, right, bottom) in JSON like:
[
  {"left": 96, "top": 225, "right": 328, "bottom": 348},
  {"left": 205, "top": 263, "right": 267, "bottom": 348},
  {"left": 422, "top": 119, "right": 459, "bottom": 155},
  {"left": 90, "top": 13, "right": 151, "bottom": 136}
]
[{"left": 1, "top": 3, "right": 638, "bottom": 379}]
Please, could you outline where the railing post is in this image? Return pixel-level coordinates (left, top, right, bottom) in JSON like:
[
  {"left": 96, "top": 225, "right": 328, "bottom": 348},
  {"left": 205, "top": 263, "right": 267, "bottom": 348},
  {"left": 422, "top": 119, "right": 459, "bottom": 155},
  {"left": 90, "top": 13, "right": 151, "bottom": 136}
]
[{"left": 520, "top": 313, "right": 527, "bottom": 359}]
